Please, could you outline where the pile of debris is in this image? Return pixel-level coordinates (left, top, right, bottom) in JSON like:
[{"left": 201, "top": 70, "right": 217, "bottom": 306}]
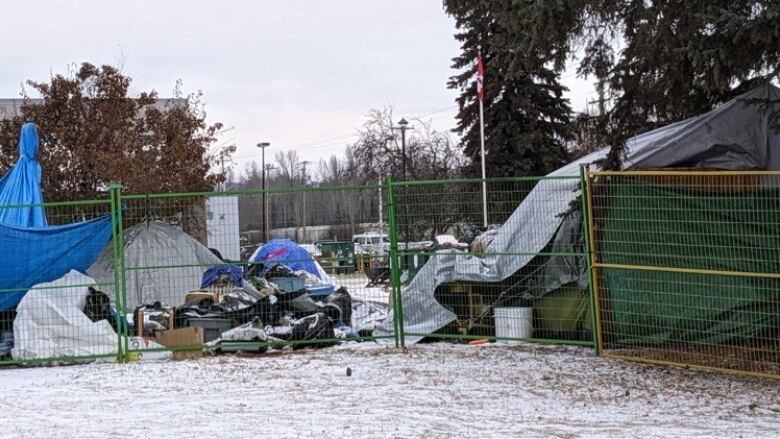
[{"left": 4, "top": 231, "right": 388, "bottom": 363}]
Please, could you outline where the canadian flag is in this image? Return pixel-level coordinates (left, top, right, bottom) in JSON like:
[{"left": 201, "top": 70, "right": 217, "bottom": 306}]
[{"left": 476, "top": 50, "right": 484, "bottom": 102}]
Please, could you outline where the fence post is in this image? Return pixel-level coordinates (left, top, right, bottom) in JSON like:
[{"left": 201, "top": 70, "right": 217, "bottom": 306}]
[
  {"left": 386, "top": 176, "right": 405, "bottom": 348},
  {"left": 109, "top": 184, "right": 128, "bottom": 363},
  {"left": 580, "top": 165, "right": 602, "bottom": 355}
]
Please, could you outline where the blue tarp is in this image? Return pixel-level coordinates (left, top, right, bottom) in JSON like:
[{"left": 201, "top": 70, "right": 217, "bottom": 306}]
[
  {"left": 0, "top": 215, "right": 113, "bottom": 310},
  {"left": 201, "top": 265, "right": 244, "bottom": 288},
  {"left": 250, "top": 239, "right": 320, "bottom": 278},
  {"left": 0, "top": 123, "right": 47, "bottom": 227},
  {"left": 0, "top": 122, "right": 113, "bottom": 311}
]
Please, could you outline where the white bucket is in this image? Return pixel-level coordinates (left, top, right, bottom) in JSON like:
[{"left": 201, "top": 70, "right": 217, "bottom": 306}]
[{"left": 494, "top": 307, "right": 532, "bottom": 344}]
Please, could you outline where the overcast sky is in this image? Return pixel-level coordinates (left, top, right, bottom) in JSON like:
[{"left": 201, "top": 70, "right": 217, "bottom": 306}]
[{"left": 0, "top": 0, "right": 595, "bottom": 176}]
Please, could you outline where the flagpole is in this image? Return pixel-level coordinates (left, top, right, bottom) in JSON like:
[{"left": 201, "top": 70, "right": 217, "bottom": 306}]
[
  {"left": 476, "top": 49, "right": 488, "bottom": 228},
  {"left": 479, "top": 97, "right": 487, "bottom": 228}
]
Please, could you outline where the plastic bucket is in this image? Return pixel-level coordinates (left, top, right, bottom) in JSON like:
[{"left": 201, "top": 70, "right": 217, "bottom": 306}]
[{"left": 494, "top": 307, "right": 532, "bottom": 343}]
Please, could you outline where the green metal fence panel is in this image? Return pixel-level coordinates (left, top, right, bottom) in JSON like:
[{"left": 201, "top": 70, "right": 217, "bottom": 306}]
[
  {"left": 587, "top": 170, "right": 780, "bottom": 378},
  {"left": 0, "top": 175, "right": 601, "bottom": 367},
  {"left": 388, "top": 176, "right": 593, "bottom": 347},
  {"left": 386, "top": 175, "right": 404, "bottom": 348},
  {"left": 109, "top": 184, "right": 129, "bottom": 362},
  {"left": 0, "top": 197, "right": 121, "bottom": 366},
  {"left": 113, "top": 184, "right": 395, "bottom": 356}
]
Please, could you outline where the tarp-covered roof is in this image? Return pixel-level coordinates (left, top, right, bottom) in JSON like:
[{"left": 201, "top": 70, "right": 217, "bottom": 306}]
[{"left": 377, "top": 83, "right": 780, "bottom": 343}]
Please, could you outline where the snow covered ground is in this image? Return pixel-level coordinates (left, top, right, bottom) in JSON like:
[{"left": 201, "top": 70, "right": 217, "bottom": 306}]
[{"left": 0, "top": 343, "right": 778, "bottom": 438}]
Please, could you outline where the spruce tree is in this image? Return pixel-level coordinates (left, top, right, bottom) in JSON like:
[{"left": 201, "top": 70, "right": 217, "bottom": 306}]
[{"left": 444, "top": 1, "right": 575, "bottom": 177}]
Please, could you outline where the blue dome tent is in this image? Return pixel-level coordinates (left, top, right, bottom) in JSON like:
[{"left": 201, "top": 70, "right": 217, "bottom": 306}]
[
  {"left": 250, "top": 238, "right": 320, "bottom": 278},
  {"left": 0, "top": 123, "right": 112, "bottom": 311}
]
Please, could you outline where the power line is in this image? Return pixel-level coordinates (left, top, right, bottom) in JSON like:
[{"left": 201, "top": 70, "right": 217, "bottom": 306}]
[
  {"left": 230, "top": 136, "right": 358, "bottom": 161},
  {"left": 229, "top": 104, "right": 459, "bottom": 161}
]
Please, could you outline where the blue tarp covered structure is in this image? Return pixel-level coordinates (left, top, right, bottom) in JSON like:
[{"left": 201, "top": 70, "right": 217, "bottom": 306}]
[
  {"left": 201, "top": 265, "right": 244, "bottom": 288},
  {"left": 0, "top": 123, "right": 47, "bottom": 226},
  {"left": 250, "top": 239, "right": 320, "bottom": 278},
  {"left": 0, "top": 123, "right": 113, "bottom": 311},
  {"left": 0, "top": 217, "right": 113, "bottom": 310}
]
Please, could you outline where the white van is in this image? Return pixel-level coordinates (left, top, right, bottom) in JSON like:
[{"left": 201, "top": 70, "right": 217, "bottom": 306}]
[{"left": 352, "top": 232, "right": 389, "bottom": 254}]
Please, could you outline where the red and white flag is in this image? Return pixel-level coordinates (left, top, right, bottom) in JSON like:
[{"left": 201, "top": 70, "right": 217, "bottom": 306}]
[{"left": 476, "top": 51, "right": 484, "bottom": 102}]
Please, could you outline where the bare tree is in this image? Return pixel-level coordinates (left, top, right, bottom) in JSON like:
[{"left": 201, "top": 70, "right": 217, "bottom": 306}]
[{"left": 347, "top": 106, "right": 467, "bottom": 182}]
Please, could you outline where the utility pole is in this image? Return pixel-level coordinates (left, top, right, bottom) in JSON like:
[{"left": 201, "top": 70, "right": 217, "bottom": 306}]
[
  {"left": 300, "top": 160, "right": 311, "bottom": 243},
  {"left": 256, "top": 142, "right": 271, "bottom": 242},
  {"left": 378, "top": 176, "right": 383, "bottom": 231},
  {"left": 587, "top": 78, "right": 608, "bottom": 117},
  {"left": 597, "top": 78, "right": 606, "bottom": 116},
  {"left": 264, "top": 163, "right": 274, "bottom": 241},
  {"left": 218, "top": 145, "right": 237, "bottom": 190}
]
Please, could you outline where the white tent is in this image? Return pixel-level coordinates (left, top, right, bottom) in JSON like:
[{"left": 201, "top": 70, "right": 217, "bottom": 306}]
[{"left": 12, "top": 270, "right": 117, "bottom": 360}]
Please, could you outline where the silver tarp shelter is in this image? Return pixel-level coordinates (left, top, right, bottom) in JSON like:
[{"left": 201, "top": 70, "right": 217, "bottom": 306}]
[{"left": 376, "top": 84, "right": 780, "bottom": 343}]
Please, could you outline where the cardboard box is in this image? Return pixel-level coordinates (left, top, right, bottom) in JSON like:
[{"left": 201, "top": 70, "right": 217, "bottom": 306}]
[{"left": 154, "top": 326, "right": 204, "bottom": 360}]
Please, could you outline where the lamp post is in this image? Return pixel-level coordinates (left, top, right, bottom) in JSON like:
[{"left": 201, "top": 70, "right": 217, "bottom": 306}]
[
  {"left": 256, "top": 142, "right": 271, "bottom": 242},
  {"left": 396, "top": 118, "right": 410, "bottom": 181},
  {"left": 393, "top": 118, "right": 413, "bottom": 246}
]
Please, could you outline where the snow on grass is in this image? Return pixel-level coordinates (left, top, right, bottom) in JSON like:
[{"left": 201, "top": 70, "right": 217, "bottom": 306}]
[{"left": 0, "top": 342, "right": 777, "bottom": 438}]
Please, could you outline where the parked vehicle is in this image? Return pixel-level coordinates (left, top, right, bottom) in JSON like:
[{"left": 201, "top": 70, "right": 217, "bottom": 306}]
[
  {"left": 299, "top": 243, "right": 322, "bottom": 258},
  {"left": 352, "top": 232, "right": 390, "bottom": 254}
]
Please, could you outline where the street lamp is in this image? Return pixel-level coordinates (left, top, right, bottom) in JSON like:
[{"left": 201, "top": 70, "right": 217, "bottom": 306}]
[
  {"left": 256, "top": 142, "right": 271, "bottom": 242},
  {"left": 395, "top": 118, "right": 410, "bottom": 181},
  {"left": 392, "top": 118, "right": 413, "bottom": 245}
]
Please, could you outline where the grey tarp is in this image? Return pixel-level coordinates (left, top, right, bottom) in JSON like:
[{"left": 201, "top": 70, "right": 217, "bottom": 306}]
[
  {"left": 88, "top": 221, "right": 222, "bottom": 310},
  {"left": 375, "top": 83, "right": 780, "bottom": 343}
]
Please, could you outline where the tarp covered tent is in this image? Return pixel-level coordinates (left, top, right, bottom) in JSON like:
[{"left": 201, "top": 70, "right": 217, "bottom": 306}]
[
  {"left": 0, "top": 216, "right": 113, "bottom": 311},
  {"left": 88, "top": 221, "right": 222, "bottom": 310},
  {"left": 376, "top": 83, "right": 780, "bottom": 343},
  {"left": 598, "top": 179, "right": 780, "bottom": 345},
  {"left": 250, "top": 239, "right": 321, "bottom": 277},
  {"left": 12, "top": 270, "right": 117, "bottom": 360},
  {"left": 0, "top": 123, "right": 113, "bottom": 311}
]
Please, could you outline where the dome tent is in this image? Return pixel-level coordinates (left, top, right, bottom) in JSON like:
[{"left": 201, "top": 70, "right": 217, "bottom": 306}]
[
  {"left": 88, "top": 221, "right": 222, "bottom": 311},
  {"left": 249, "top": 238, "right": 321, "bottom": 277}
]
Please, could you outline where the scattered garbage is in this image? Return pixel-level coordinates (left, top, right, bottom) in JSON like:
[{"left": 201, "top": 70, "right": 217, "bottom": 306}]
[
  {"left": 0, "top": 330, "right": 12, "bottom": 358},
  {"left": 4, "top": 229, "right": 393, "bottom": 363},
  {"left": 470, "top": 226, "right": 500, "bottom": 253}
]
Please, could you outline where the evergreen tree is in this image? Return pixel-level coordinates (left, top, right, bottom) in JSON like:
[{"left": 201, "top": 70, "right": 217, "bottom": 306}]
[
  {"left": 444, "top": 1, "right": 575, "bottom": 177},
  {"left": 575, "top": 1, "right": 780, "bottom": 167}
]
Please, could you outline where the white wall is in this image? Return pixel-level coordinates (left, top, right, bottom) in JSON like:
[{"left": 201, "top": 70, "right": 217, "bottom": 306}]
[{"left": 206, "top": 196, "right": 241, "bottom": 260}]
